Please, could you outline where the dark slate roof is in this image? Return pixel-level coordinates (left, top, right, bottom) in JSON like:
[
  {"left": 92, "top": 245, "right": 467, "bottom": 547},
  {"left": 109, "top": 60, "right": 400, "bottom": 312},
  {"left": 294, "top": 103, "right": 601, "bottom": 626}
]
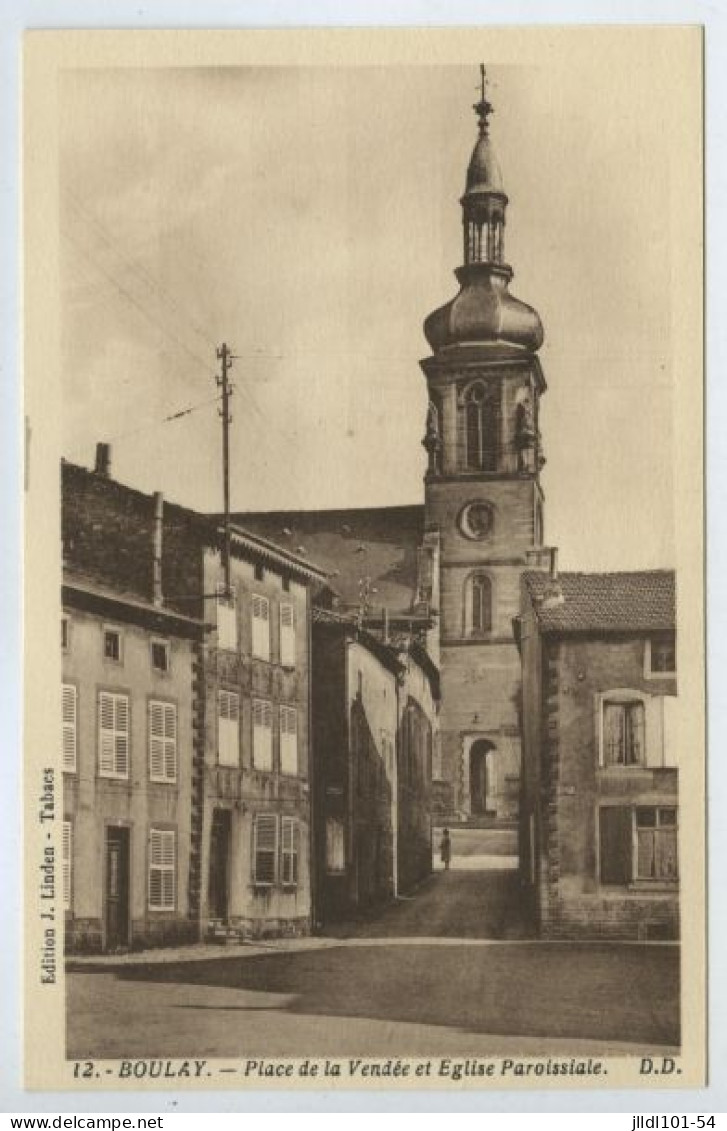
[
  {"left": 230, "top": 505, "right": 426, "bottom": 617},
  {"left": 523, "top": 569, "right": 676, "bottom": 633}
]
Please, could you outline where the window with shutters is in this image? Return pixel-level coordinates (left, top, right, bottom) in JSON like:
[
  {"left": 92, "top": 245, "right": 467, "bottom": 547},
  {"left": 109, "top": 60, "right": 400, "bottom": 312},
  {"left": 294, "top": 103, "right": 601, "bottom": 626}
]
[
  {"left": 646, "top": 632, "right": 677, "bottom": 677},
  {"left": 148, "top": 828, "right": 176, "bottom": 910},
  {"left": 602, "top": 698, "right": 646, "bottom": 766},
  {"left": 62, "top": 821, "right": 72, "bottom": 910},
  {"left": 62, "top": 684, "right": 77, "bottom": 773},
  {"left": 252, "top": 698, "right": 273, "bottom": 771},
  {"left": 599, "top": 805, "right": 678, "bottom": 885},
  {"left": 253, "top": 813, "right": 277, "bottom": 885},
  {"left": 149, "top": 700, "right": 177, "bottom": 782},
  {"left": 216, "top": 584, "right": 237, "bottom": 651},
  {"left": 98, "top": 691, "right": 130, "bottom": 779},
  {"left": 281, "top": 816, "right": 299, "bottom": 886},
  {"left": 252, "top": 594, "right": 271, "bottom": 660},
  {"left": 217, "top": 690, "right": 240, "bottom": 767},
  {"left": 279, "top": 602, "right": 296, "bottom": 667},
  {"left": 279, "top": 705, "right": 298, "bottom": 775},
  {"left": 635, "top": 806, "right": 678, "bottom": 881}
]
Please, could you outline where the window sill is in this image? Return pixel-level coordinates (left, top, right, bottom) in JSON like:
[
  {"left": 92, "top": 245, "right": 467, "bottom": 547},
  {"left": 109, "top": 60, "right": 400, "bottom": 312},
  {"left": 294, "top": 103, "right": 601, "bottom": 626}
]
[
  {"left": 628, "top": 880, "right": 679, "bottom": 892},
  {"left": 149, "top": 778, "right": 178, "bottom": 786}
]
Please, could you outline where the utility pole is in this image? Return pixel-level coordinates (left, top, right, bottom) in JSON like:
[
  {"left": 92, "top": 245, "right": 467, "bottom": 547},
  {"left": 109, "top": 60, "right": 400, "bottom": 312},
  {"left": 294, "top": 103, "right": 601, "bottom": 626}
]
[{"left": 216, "top": 342, "right": 235, "bottom": 598}]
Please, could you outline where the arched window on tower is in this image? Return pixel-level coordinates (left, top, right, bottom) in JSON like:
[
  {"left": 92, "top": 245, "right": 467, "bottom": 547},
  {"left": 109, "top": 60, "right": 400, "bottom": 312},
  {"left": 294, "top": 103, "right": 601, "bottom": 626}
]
[
  {"left": 464, "top": 382, "right": 498, "bottom": 472},
  {"left": 466, "top": 572, "right": 493, "bottom": 636}
]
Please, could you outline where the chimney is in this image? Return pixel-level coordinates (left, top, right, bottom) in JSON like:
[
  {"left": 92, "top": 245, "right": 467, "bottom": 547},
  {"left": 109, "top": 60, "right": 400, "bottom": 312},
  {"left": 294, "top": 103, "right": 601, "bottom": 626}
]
[
  {"left": 152, "top": 492, "right": 164, "bottom": 606},
  {"left": 549, "top": 546, "right": 559, "bottom": 580},
  {"left": 94, "top": 442, "right": 112, "bottom": 477}
]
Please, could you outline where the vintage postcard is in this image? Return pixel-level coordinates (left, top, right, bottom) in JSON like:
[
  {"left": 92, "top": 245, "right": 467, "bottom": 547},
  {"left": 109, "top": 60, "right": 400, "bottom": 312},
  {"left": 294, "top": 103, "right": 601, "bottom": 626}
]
[{"left": 23, "top": 27, "right": 705, "bottom": 1092}]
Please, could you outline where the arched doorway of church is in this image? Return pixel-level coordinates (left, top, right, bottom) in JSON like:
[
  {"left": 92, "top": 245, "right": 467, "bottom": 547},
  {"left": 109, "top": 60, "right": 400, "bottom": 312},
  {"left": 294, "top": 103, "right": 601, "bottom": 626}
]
[{"left": 469, "top": 739, "right": 495, "bottom": 816}]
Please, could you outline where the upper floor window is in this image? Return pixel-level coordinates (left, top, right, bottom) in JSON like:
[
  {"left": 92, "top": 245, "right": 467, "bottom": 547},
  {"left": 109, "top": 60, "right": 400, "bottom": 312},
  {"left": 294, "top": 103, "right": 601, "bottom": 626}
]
[
  {"left": 279, "top": 602, "right": 296, "bottom": 667},
  {"left": 216, "top": 584, "right": 237, "bottom": 651},
  {"left": 279, "top": 705, "right": 298, "bottom": 775},
  {"left": 602, "top": 698, "right": 645, "bottom": 767},
  {"left": 252, "top": 595, "right": 271, "bottom": 661},
  {"left": 151, "top": 639, "right": 170, "bottom": 674},
  {"left": 62, "top": 684, "right": 77, "bottom": 773},
  {"left": 252, "top": 697, "right": 273, "bottom": 771},
  {"left": 103, "top": 627, "right": 122, "bottom": 663},
  {"left": 646, "top": 632, "right": 676, "bottom": 677},
  {"left": 463, "top": 382, "right": 498, "bottom": 472},
  {"left": 466, "top": 572, "right": 492, "bottom": 636}
]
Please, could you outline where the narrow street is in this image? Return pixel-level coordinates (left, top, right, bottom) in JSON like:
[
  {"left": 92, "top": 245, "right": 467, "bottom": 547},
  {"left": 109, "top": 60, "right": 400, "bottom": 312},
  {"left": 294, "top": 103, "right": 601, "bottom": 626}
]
[{"left": 66, "top": 829, "right": 680, "bottom": 1061}]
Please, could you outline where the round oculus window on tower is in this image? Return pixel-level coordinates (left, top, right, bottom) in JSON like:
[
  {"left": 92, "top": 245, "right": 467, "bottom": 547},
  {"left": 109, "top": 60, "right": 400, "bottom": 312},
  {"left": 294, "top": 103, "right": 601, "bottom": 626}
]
[{"left": 459, "top": 501, "right": 494, "bottom": 541}]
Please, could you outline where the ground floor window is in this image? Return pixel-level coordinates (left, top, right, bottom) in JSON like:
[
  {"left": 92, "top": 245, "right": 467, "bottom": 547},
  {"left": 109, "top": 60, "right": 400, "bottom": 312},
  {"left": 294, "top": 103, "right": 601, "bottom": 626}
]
[
  {"left": 253, "top": 813, "right": 278, "bottom": 885},
  {"left": 148, "top": 828, "right": 176, "bottom": 910},
  {"left": 599, "top": 805, "right": 678, "bottom": 885}
]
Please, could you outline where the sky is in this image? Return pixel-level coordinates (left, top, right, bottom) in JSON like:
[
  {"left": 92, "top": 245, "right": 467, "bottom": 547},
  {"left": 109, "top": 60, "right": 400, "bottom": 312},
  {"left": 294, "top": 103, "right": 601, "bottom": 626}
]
[{"left": 60, "top": 57, "right": 682, "bottom": 571}]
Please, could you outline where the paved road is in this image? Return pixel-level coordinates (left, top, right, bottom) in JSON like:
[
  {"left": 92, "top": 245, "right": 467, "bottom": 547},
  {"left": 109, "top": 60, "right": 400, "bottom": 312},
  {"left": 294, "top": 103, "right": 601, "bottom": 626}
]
[{"left": 66, "top": 837, "right": 679, "bottom": 1060}]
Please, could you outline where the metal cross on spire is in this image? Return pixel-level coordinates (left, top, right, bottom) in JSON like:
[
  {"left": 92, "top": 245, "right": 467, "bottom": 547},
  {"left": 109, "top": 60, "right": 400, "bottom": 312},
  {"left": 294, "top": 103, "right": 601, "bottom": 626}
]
[{"left": 473, "top": 63, "right": 494, "bottom": 136}]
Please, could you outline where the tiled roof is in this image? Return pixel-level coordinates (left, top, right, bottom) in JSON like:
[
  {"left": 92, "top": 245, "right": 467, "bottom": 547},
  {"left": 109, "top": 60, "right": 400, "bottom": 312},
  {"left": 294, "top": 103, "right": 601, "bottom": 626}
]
[
  {"left": 523, "top": 569, "right": 676, "bottom": 633},
  {"left": 230, "top": 505, "right": 426, "bottom": 617}
]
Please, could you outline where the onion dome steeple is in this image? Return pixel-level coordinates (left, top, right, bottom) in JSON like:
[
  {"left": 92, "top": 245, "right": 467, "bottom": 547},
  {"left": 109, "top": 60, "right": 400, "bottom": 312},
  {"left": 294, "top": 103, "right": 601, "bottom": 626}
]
[{"left": 424, "top": 66, "right": 544, "bottom": 354}]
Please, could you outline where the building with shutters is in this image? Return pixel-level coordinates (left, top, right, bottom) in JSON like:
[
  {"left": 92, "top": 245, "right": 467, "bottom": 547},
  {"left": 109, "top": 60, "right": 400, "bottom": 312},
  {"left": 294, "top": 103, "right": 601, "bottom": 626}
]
[
  {"left": 310, "top": 609, "right": 439, "bottom": 927},
  {"left": 516, "top": 566, "right": 680, "bottom": 940}
]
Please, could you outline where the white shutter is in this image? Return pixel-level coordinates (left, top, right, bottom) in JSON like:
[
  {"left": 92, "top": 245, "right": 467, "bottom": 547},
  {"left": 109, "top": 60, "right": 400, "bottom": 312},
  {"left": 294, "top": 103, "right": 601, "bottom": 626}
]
[
  {"left": 280, "top": 705, "right": 298, "bottom": 776},
  {"left": 216, "top": 584, "right": 237, "bottom": 651},
  {"left": 280, "top": 603, "right": 296, "bottom": 667},
  {"left": 253, "top": 814, "right": 277, "bottom": 884},
  {"left": 148, "top": 828, "right": 176, "bottom": 910},
  {"left": 99, "top": 691, "right": 129, "bottom": 778},
  {"left": 149, "top": 701, "right": 177, "bottom": 782},
  {"left": 62, "top": 821, "right": 72, "bottom": 909},
  {"left": 252, "top": 698, "right": 273, "bottom": 771},
  {"left": 252, "top": 595, "right": 270, "bottom": 660},
  {"left": 217, "top": 690, "right": 240, "bottom": 767},
  {"left": 62, "top": 684, "right": 77, "bottom": 772}
]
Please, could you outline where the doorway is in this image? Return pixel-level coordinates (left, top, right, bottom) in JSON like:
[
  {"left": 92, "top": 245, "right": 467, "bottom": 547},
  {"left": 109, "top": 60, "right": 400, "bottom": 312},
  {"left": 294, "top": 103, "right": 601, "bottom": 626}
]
[
  {"left": 469, "top": 740, "right": 495, "bottom": 816},
  {"left": 104, "top": 827, "right": 130, "bottom": 951},
  {"left": 208, "top": 809, "right": 231, "bottom": 921}
]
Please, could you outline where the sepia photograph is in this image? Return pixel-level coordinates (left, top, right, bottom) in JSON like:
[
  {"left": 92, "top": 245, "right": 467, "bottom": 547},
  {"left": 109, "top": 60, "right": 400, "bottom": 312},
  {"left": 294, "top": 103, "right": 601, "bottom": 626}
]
[{"left": 22, "top": 27, "right": 705, "bottom": 1091}]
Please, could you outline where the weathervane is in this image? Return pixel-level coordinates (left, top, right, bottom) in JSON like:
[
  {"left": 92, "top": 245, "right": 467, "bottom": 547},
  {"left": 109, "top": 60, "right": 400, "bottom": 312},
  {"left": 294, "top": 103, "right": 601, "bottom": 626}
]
[{"left": 473, "top": 63, "right": 494, "bottom": 136}]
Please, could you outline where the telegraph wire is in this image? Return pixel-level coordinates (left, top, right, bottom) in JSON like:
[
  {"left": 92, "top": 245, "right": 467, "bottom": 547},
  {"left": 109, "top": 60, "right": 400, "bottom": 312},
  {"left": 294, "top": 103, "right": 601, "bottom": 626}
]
[{"left": 107, "top": 393, "right": 223, "bottom": 443}]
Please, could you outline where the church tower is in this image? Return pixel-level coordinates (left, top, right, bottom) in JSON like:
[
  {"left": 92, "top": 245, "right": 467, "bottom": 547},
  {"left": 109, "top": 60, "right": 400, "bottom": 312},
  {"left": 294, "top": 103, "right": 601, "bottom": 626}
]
[{"left": 421, "top": 69, "right": 546, "bottom": 819}]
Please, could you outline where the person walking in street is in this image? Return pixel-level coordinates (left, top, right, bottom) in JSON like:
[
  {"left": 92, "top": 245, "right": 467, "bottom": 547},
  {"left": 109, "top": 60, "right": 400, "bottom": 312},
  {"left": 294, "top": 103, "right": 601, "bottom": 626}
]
[{"left": 440, "top": 827, "right": 452, "bottom": 871}]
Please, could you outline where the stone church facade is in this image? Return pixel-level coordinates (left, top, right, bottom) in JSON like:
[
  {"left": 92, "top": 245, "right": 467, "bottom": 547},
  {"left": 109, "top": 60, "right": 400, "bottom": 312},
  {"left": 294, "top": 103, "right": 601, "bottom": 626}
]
[{"left": 236, "top": 76, "right": 549, "bottom": 822}]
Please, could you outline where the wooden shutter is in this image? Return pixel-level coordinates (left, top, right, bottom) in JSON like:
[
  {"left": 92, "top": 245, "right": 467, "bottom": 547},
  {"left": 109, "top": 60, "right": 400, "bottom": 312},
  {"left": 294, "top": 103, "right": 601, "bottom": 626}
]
[
  {"left": 216, "top": 584, "right": 237, "bottom": 651},
  {"left": 326, "top": 818, "right": 346, "bottom": 873},
  {"left": 217, "top": 690, "right": 240, "bottom": 767},
  {"left": 252, "top": 595, "right": 270, "bottom": 660},
  {"left": 99, "top": 691, "right": 129, "bottom": 778},
  {"left": 279, "top": 705, "right": 298, "bottom": 775},
  {"left": 62, "top": 684, "right": 77, "bottom": 772},
  {"left": 149, "top": 701, "right": 177, "bottom": 782},
  {"left": 599, "top": 806, "right": 632, "bottom": 884},
  {"left": 148, "top": 829, "right": 176, "bottom": 910},
  {"left": 62, "top": 821, "right": 72, "bottom": 909},
  {"left": 252, "top": 698, "right": 273, "bottom": 770},
  {"left": 279, "top": 602, "right": 296, "bottom": 667},
  {"left": 253, "top": 814, "right": 277, "bottom": 884},
  {"left": 281, "top": 816, "right": 298, "bottom": 885}
]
